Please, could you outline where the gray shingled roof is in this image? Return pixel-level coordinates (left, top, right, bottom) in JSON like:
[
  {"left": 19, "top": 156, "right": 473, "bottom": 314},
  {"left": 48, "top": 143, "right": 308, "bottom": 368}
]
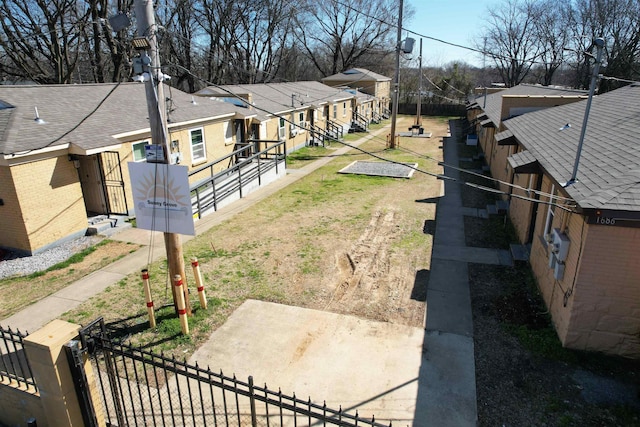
[
  {"left": 195, "top": 81, "right": 355, "bottom": 117},
  {"left": 321, "top": 68, "right": 391, "bottom": 83},
  {"left": 475, "top": 84, "right": 587, "bottom": 127},
  {"left": 503, "top": 83, "right": 640, "bottom": 212},
  {"left": 0, "top": 83, "right": 244, "bottom": 155}
]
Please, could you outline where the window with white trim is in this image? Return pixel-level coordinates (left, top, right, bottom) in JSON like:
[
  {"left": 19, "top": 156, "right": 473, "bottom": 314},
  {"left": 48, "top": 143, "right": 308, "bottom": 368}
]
[
  {"left": 190, "top": 128, "right": 206, "bottom": 162},
  {"left": 278, "top": 117, "right": 286, "bottom": 139},
  {"left": 343, "top": 102, "right": 347, "bottom": 117},
  {"left": 132, "top": 141, "right": 148, "bottom": 162},
  {"left": 298, "top": 111, "right": 305, "bottom": 132},
  {"left": 333, "top": 104, "right": 337, "bottom": 119}
]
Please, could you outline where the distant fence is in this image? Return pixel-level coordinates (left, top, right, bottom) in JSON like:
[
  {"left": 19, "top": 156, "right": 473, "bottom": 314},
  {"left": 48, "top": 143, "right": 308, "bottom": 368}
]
[{"left": 395, "top": 103, "right": 466, "bottom": 117}]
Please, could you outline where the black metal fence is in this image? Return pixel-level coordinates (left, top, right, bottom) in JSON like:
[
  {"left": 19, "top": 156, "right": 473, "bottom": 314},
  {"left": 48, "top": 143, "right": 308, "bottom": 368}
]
[
  {"left": 0, "top": 325, "right": 37, "bottom": 392},
  {"left": 80, "top": 320, "right": 392, "bottom": 427},
  {"left": 190, "top": 140, "right": 286, "bottom": 219}
]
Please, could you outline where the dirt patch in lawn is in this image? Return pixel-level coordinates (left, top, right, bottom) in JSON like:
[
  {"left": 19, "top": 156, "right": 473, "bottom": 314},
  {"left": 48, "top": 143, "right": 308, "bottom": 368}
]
[{"left": 63, "top": 116, "right": 445, "bottom": 353}]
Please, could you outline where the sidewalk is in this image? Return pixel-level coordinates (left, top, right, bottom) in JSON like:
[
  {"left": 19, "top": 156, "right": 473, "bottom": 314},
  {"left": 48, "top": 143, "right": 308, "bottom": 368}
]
[{"left": 0, "top": 128, "right": 388, "bottom": 333}]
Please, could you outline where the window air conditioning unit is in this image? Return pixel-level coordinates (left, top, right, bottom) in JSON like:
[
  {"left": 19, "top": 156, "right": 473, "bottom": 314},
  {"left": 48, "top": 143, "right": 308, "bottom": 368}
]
[{"left": 290, "top": 124, "right": 298, "bottom": 137}]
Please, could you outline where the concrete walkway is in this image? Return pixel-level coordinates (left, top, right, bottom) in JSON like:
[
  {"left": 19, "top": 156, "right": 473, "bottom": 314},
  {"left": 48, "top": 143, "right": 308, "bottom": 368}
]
[{"left": 0, "top": 120, "right": 517, "bottom": 426}]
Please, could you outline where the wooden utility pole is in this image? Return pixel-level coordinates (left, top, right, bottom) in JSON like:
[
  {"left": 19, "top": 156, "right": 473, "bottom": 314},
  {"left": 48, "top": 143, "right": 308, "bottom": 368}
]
[
  {"left": 416, "top": 38, "right": 423, "bottom": 127},
  {"left": 134, "top": 0, "right": 191, "bottom": 315},
  {"left": 389, "top": 0, "right": 404, "bottom": 149}
]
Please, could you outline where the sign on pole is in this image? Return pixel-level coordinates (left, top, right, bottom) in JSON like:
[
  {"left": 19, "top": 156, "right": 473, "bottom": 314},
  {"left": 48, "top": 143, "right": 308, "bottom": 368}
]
[{"left": 128, "top": 162, "right": 195, "bottom": 235}]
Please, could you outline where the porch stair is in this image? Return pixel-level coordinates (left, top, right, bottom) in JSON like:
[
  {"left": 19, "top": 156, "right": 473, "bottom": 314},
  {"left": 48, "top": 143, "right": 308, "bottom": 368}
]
[
  {"left": 510, "top": 243, "right": 530, "bottom": 263},
  {"left": 486, "top": 200, "right": 508, "bottom": 216},
  {"left": 86, "top": 214, "right": 131, "bottom": 237}
]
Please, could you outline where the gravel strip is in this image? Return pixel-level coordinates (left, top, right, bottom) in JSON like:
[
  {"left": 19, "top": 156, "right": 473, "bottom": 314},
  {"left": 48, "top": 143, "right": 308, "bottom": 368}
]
[{"left": 0, "top": 236, "right": 102, "bottom": 280}]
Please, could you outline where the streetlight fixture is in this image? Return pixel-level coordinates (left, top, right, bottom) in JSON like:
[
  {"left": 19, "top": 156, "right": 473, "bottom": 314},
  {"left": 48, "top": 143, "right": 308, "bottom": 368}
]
[{"left": 131, "top": 36, "right": 151, "bottom": 50}]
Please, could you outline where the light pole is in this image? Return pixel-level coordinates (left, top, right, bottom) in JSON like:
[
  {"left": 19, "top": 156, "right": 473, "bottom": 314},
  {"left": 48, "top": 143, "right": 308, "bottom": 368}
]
[{"left": 566, "top": 37, "right": 605, "bottom": 186}]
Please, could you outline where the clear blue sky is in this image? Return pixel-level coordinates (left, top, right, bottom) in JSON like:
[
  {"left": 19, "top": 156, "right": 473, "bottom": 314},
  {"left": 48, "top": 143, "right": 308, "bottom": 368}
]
[{"left": 405, "top": 1, "right": 494, "bottom": 67}]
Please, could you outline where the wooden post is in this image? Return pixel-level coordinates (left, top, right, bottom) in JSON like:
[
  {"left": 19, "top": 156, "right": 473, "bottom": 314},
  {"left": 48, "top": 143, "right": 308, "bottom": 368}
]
[
  {"left": 191, "top": 257, "right": 208, "bottom": 309},
  {"left": 141, "top": 269, "right": 156, "bottom": 328},
  {"left": 389, "top": 0, "right": 404, "bottom": 149},
  {"left": 173, "top": 275, "right": 189, "bottom": 335}
]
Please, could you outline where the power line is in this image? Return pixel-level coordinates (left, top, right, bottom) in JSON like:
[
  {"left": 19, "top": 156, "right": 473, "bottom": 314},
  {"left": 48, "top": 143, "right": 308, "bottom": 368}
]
[{"left": 169, "top": 63, "right": 577, "bottom": 212}]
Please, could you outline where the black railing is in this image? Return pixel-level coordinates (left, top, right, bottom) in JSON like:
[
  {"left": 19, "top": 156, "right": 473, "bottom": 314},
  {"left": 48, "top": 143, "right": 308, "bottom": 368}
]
[
  {"left": 371, "top": 112, "right": 383, "bottom": 124},
  {"left": 190, "top": 140, "right": 286, "bottom": 219},
  {"left": 308, "top": 124, "right": 342, "bottom": 147},
  {"left": 84, "top": 329, "right": 394, "bottom": 427},
  {"left": 0, "top": 325, "right": 37, "bottom": 392},
  {"left": 325, "top": 119, "right": 344, "bottom": 141},
  {"left": 351, "top": 111, "right": 369, "bottom": 132}
]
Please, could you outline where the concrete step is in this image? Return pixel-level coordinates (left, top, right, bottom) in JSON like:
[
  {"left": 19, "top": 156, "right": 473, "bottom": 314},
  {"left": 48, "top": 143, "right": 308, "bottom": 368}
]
[
  {"left": 496, "top": 200, "right": 509, "bottom": 214},
  {"left": 87, "top": 215, "right": 132, "bottom": 237},
  {"left": 510, "top": 243, "right": 530, "bottom": 263}
]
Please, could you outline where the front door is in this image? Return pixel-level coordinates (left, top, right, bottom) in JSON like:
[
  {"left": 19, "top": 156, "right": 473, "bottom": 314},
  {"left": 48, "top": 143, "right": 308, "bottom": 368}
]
[{"left": 77, "top": 155, "right": 107, "bottom": 215}]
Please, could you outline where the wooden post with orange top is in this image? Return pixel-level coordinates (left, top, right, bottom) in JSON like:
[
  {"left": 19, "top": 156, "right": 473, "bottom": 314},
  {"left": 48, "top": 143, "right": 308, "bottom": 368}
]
[
  {"left": 191, "top": 257, "right": 208, "bottom": 309},
  {"left": 173, "top": 274, "right": 189, "bottom": 335},
  {"left": 141, "top": 269, "right": 156, "bottom": 328}
]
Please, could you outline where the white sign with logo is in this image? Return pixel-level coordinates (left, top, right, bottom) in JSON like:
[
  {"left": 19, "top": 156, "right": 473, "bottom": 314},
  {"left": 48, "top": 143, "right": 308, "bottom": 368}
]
[{"left": 128, "top": 162, "right": 195, "bottom": 235}]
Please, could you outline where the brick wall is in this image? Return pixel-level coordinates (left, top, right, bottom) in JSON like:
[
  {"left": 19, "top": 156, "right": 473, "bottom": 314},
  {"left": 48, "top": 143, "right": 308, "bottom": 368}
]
[
  {"left": 0, "top": 165, "right": 30, "bottom": 251},
  {"left": 508, "top": 172, "right": 537, "bottom": 243},
  {"left": 11, "top": 156, "right": 87, "bottom": 254},
  {"left": 565, "top": 222, "right": 640, "bottom": 358},
  {"left": 488, "top": 142, "right": 514, "bottom": 196},
  {"left": 529, "top": 175, "right": 640, "bottom": 357},
  {"left": 500, "top": 96, "right": 586, "bottom": 121},
  {"left": 0, "top": 380, "right": 45, "bottom": 426},
  {"left": 478, "top": 126, "right": 495, "bottom": 162}
]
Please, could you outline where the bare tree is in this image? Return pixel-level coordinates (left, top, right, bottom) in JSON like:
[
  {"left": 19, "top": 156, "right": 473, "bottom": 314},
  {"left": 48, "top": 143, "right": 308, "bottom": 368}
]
[
  {"left": 479, "top": 0, "right": 541, "bottom": 87},
  {"left": 158, "top": 0, "right": 199, "bottom": 92},
  {"left": 0, "top": 0, "right": 91, "bottom": 84},
  {"left": 81, "top": 0, "right": 133, "bottom": 83},
  {"left": 568, "top": 0, "right": 640, "bottom": 91},
  {"left": 194, "top": 0, "right": 255, "bottom": 85},
  {"left": 294, "top": 0, "right": 400, "bottom": 77},
  {"left": 531, "top": 0, "right": 571, "bottom": 86},
  {"left": 233, "top": 0, "right": 295, "bottom": 83}
]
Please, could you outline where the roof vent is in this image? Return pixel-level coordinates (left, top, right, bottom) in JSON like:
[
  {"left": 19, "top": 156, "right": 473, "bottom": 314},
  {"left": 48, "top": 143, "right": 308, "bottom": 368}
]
[{"left": 34, "top": 107, "right": 46, "bottom": 124}]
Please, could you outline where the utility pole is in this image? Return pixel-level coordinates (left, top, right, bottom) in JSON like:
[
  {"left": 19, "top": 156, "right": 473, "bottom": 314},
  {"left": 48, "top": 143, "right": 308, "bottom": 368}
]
[
  {"left": 389, "top": 0, "right": 403, "bottom": 149},
  {"left": 134, "top": 0, "right": 191, "bottom": 314},
  {"left": 416, "top": 38, "right": 422, "bottom": 127}
]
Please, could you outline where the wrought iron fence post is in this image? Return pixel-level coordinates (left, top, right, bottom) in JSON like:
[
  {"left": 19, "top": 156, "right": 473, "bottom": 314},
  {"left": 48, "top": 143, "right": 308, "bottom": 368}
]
[
  {"left": 64, "top": 340, "right": 98, "bottom": 427},
  {"left": 249, "top": 375, "right": 257, "bottom": 427}
]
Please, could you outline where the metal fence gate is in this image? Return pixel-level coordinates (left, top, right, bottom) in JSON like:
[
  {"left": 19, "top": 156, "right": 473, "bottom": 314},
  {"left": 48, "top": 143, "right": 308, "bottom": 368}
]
[
  {"left": 76, "top": 318, "right": 392, "bottom": 427},
  {"left": 99, "top": 151, "right": 129, "bottom": 215}
]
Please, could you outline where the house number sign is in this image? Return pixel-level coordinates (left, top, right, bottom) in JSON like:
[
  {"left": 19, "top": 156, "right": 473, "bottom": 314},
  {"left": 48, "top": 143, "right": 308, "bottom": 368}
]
[{"left": 587, "top": 215, "right": 640, "bottom": 228}]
